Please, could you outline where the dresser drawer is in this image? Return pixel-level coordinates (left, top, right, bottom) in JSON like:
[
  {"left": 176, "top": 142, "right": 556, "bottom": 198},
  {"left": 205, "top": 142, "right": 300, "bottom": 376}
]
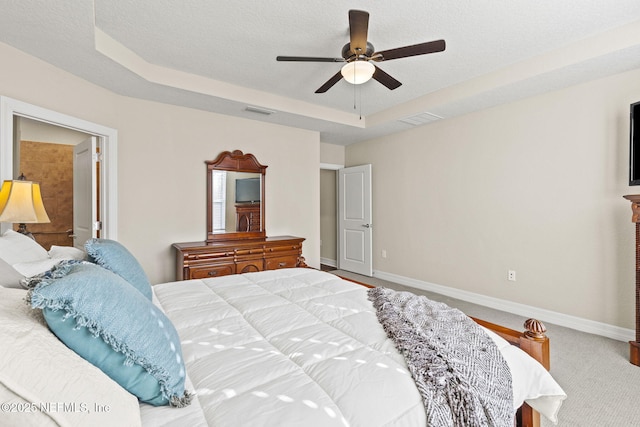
[
  {"left": 187, "top": 263, "right": 235, "bottom": 279},
  {"left": 184, "top": 250, "right": 232, "bottom": 262},
  {"left": 236, "top": 260, "right": 264, "bottom": 274},
  {"left": 265, "top": 255, "right": 298, "bottom": 270},
  {"left": 265, "top": 244, "right": 301, "bottom": 255}
]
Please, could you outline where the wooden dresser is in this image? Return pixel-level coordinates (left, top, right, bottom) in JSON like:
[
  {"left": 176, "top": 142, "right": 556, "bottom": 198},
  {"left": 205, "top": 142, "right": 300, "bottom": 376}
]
[
  {"left": 173, "top": 236, "right": 305, "bottom": 281},
  {"left": 235, "top": 203, "right": 261, "bottom": 232}
]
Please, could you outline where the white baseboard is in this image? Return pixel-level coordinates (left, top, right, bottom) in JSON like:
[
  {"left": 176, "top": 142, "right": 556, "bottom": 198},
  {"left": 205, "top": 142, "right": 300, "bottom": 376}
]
[{"left": 373, "top": 269, "right": 634, "bottom": 343}]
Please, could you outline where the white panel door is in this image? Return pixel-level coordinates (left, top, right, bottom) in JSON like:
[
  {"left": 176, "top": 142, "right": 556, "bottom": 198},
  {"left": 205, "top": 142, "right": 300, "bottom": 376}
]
[
  {"left": 338, "top": 164, "right": 372, "bottom": 276},
  {"left": 73, "top": 137, "right": 97, "bottom": 249}
]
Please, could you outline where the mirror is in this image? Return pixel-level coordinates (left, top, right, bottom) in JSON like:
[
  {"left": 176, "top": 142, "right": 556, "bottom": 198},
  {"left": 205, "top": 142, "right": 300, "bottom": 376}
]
[{"left": 206, "top": 150, "right": 267, "bottom": 242}]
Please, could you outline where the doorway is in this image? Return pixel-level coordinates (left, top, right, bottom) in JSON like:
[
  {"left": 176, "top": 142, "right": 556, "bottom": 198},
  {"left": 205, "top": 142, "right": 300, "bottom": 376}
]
[
  {"left": 15, "top": 118, "right": 93, "bottom": 249},
  {"left": 0, "top": 96, "right": 118, "bottom": 241},
  {"left": 320, "top": 163, "right": 373, "bottom": 276},
  {"left": 320, "top": 168, "right": 338, "bottom": 270}
]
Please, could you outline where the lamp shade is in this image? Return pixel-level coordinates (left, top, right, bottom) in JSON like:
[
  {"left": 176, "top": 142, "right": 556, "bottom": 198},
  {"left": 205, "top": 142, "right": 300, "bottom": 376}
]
[
  {"left": 341, "top": 60, "right": 375, "bottom": 84},
  {"left": 0, "top": 180, "right": 50, "bottom": 223}
]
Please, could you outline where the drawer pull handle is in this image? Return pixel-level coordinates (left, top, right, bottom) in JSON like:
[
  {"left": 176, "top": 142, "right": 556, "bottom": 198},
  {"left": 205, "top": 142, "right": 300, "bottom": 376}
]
[
  {"left": 207, "top": 271, "right": 218, "bottom": 276},
  {"left": 278, "top": 262, "right": 286, "bottom": 267}
]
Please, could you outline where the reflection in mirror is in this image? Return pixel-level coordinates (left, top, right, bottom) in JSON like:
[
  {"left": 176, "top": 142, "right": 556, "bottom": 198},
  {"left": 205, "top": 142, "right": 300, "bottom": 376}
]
[
  {"left": 211, "top": 171, "right": 261, "bottom": 232},
  {"left": 206, "top": 150, "right": 267, "bottom": 242}
]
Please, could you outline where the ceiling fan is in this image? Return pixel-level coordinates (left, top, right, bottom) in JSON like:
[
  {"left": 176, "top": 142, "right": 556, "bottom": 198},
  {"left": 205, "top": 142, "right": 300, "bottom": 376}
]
[{"left": 276, "top": 9, "right": 446, "bottom": 93}]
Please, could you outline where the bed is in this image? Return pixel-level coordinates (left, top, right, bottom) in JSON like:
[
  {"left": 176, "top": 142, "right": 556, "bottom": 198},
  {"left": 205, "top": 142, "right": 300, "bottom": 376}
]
[{"left": 0, "top": 234, "right": 565, "bottom": 427}]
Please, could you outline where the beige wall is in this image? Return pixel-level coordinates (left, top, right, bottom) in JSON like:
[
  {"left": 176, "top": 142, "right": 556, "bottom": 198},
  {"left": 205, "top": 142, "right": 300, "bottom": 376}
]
[
  {"left": 19, "top": 117, "right": 89, "bottom": 145},
  {"left": 320, "top": 142, "right": 345, "bottom": 165},
  {"left": 347, "top": 68, "right": 640, "bottom": 330},
  {"left": 0, "top": 42, "right": 321, "bottom": 283}
]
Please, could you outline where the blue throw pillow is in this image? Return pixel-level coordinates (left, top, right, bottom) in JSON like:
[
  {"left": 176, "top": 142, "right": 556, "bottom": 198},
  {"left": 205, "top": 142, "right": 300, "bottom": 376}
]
[
  {"left": 28, "top": 262, "right": 191, "bottom": 407},
  {"left": 84, "top": 238, "right": 152, "bottom": 300}
]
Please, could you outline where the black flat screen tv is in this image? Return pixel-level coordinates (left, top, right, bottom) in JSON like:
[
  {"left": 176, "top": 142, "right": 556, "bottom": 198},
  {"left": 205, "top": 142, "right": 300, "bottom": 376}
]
[
  {"left": 631, "top": 101, "right": 640, "bottom": 185},
  {"left": 235, "top": 177, "right": 261, "bottom": 203}
]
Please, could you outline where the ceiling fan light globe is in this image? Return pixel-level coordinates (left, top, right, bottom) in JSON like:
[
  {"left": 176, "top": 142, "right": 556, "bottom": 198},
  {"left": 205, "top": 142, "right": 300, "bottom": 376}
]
[{"left": 341, "top": 61, "right": 375, "bottom": 84}]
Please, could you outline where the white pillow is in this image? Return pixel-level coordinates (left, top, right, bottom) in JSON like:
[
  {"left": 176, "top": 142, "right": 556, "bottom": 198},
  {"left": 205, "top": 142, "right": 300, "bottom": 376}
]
[
  {"left": 483, "top": 327, "right": 566, "bottom": 424},
  {"left": 0, "top": 257, "right": 25, "bottom": 288},
  {"left": 0, "top": 230, "right": 49, "bottom": 265},
  {"left": 12, "top": 258, "right": 60, "bottom": 278},
  {"left": 0, "top": 287, "right": 142, "bottom": 427},
  {"left": 49, "top": 245, "right": 87, "bottom": 260}
]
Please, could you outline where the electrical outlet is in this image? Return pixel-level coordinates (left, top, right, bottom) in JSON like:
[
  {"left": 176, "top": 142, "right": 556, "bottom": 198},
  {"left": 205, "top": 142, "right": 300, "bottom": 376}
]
[
  {"left": 381, "top": 249, "right": 387, "bottom": 258},
  {"left": 508, "top": 270, "right": 516, "bottom": 281}
]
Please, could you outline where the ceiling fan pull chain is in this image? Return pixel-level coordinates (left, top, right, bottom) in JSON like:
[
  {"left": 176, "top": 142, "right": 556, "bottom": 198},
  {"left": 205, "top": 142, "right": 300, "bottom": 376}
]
[
  {"left": 353, "top": 65, "right": 357, "bottom": 110},
  {"left": 359, "top": 84, "right": 363, "bottom": 120}
]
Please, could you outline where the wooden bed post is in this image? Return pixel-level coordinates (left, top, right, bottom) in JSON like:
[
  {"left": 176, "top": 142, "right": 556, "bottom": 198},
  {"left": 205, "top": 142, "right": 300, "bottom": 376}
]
[
  {"left": 518, "top": 319, "right": 549, "bottom": 427},
  {"left": 623, "top": 195, "right": 640, "bottom": 366},
  {"left": 472, "top": 317, "right": 549, "bottom": 427},
  {"left": 520, "top": 318, "right": 550, "bottom": 370}
]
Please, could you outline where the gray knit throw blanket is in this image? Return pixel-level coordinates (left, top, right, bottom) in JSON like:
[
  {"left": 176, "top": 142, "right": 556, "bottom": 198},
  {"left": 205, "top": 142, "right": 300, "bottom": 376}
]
[{"left": 367, "top": 287, "right": 514, "bottom": 427}]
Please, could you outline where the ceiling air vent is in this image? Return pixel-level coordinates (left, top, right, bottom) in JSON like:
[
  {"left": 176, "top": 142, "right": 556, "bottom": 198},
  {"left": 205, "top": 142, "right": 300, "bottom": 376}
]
[
  {"left": 398, "top": 111, "right": 442, "bottom": 126},
  {"left": 244, "top": 106, "right": 276, "bottom": 116}
]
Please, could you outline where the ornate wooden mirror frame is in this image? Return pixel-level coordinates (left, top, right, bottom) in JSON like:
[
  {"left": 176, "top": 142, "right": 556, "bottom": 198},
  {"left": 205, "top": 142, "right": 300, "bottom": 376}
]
[{"left": 206, "top": 150, "right": 267, "bottom": 242}]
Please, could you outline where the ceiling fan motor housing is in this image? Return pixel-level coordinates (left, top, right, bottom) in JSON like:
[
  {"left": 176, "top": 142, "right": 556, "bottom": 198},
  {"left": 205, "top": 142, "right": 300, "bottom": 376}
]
[{"left": 342, "top": 42, "right": 375, "bottom": 61}]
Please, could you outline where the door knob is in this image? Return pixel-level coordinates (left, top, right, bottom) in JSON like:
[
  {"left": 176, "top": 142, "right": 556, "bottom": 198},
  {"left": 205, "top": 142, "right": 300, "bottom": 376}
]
[{"left": 362, "top": 224, "right": 372, "bottom": 228}]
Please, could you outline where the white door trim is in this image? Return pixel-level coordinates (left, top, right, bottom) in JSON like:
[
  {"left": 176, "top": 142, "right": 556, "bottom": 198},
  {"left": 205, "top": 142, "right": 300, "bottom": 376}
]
[
  {"left": 320, "top": 162, "right": 344, "bottom": 171},
  {"left": 0, "top": 96, "right": 118, "bottom": 239}
]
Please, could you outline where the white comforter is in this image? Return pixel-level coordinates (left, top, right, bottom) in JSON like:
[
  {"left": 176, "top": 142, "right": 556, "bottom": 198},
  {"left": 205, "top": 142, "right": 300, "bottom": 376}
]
[{"left": 142, "top": 268, "right": 564, "bottom": 426}]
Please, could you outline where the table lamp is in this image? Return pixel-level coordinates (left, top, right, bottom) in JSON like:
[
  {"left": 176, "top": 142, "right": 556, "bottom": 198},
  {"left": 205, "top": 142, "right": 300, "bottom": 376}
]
[{"left": 0, "top": 176, "right": 50, "bottom": 239}]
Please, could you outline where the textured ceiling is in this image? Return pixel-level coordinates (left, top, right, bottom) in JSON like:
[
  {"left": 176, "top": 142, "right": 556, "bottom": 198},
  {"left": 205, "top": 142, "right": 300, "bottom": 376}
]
[{"left": 2, "top": 1, "right": 640, "bottom": 145}]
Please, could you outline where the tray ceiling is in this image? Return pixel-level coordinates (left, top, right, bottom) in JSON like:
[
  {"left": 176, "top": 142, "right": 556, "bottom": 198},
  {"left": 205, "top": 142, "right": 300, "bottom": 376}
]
[{"left": 2, "top": 1, "right": 640, "bottom": 145}]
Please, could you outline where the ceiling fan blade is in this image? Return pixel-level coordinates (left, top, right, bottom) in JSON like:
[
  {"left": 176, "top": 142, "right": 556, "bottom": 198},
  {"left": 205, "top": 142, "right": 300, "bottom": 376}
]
[
  {"left": 373, "top": 39, "right": 446, "bottom": 61},
  {"left": 348, "top": 9, "right": 369, "bottom": 55},
  {"left": 277, "top": 56, "right": 344, "bottom": 62},
  {"left": 372, "top": 66, "right": 402, "bottom": 90},
  {"left": 315, "top": 71, "right": 344, "bottom": 93}
]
